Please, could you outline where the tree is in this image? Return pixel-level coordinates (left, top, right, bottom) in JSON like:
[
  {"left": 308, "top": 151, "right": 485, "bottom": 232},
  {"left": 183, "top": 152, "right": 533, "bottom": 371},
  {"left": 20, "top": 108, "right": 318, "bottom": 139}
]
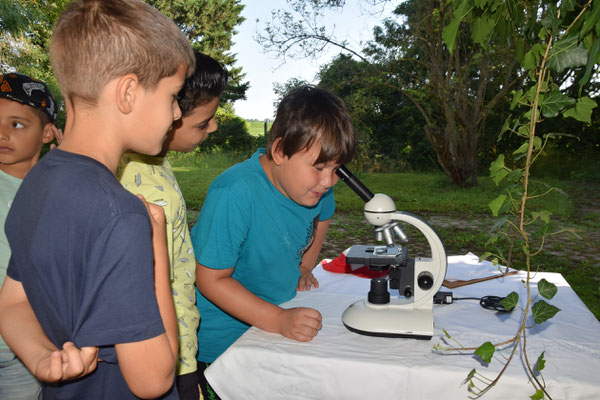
[
  {"left": 318, "top": 54, "right": 436, "bottom": 171},
  {"left": 256, "top": 0, "right": 554, "bottom": 187},
  {"left": 272, "top": 77, "right": 310, "bottom": 113},
  {"left": 1, "top": 0, "right": 249, "bottom": 120},
  {"left": 148, "top": 0, "right": 249, "bottom": 103}
]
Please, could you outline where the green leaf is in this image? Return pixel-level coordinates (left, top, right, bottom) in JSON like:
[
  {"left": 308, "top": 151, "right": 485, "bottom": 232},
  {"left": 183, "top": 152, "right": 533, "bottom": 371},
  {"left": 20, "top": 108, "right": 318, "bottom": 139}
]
[
  {"left": 532, "top": 300, "right": 561, "bottom": 324},
  {"left": 489, "top": 154, "right": 505, "bottom": 175},
  {"left": 560, "top": 0, "right": 576, "bottom": 13},
  {"left": 513, "top": 141, "right": 529, "bottom": 155},
  {"left": 462, "top": 368, "right": 477, "bottom": 386},
  {"left": 540, "top": 2, "right": 560, "bottom": 33},
  {"left": 530, "top": 389, "right": 545, "bottom": 400},
  {"left": 540, "top": 91, "right": 576, "bottom": 118},
  {"left": 538, "top": 279, "right": 558, "bottom": 300},
  {"left": 471, "top": 16, "right": 494, "bottom": 47},
  {"left": 500, "top": 291, "right": 519, "bottom": 311},
  {"left": 443, "top": 329, "right": 451, "bottom": 339},
  {"left": 489, "top": 155, "right": 509, "bottom": 185},
  {"left": 478, "top": 252, "right": 492, "bottom": 262},
  {"left": 531, "top": 210, "right": 552, "bottom": 224},
  {"left": 489, "top": 194, "right": 506, "bottom": 216},
  {"left": 510, "top": 89, "right": 523, "bottom": 110},
  {"left": 522, "top": 49, "right": 537, "bottom": 70},
  {"left": 547, "top": 35, "right": 589, "bottom": 72},
  {"left": 580, "top": 0, "right": 600, "bottom": 39},
  {"left": 579, "top": 37, "right": 600, "bottom": 89},
  {"left": 563, "top": 96, "right": 598, "bottom": 124},
  {"left": 535, "top": 351, "right": 546, "bottom": 373},
  {"left": 443, "top": 0, "right": 472, "bottom": 54},
  {"left": 474, "top": 342, "right": 495, "bottom": 363}
]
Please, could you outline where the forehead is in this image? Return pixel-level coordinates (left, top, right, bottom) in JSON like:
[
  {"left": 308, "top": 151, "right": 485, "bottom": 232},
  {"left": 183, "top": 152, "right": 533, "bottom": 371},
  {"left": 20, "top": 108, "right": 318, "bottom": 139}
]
[
  {"left": 294, "top": 139, "right": 339, "bottom": 166},
  {"left": 0, "top": 98, "right": 39, "bottom": 120},
  {"left": 184, "top": 97, "right": 219, "bottom": 122}
]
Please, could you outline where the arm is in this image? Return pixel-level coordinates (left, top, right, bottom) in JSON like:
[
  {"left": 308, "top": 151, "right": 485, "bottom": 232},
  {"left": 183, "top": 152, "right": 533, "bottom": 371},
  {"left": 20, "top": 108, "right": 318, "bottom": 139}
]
[
  {"left": 297, "top": 219, "right": 331, "bottom": 291},
  {"left": 115, "top": 198, "right": 178, "bottom": 399},
  {"left": 0, "top": 277, "right": 98, "bottom": 382},
  {"left": 196, "top": 262, "right": 322, "bottom": 342}
]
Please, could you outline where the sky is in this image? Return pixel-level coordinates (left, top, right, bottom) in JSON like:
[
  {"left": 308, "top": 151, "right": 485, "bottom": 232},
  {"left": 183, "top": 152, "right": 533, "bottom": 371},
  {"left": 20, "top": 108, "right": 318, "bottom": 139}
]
[{"left": 230, "top": 1, "right": 393, "bottom": 121}]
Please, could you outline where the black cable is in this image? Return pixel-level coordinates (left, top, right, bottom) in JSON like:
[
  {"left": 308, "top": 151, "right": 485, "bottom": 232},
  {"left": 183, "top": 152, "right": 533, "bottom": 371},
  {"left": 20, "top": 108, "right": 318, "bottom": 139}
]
[{"left": 454, "top": 295, "right": 512, "bottom": 312}]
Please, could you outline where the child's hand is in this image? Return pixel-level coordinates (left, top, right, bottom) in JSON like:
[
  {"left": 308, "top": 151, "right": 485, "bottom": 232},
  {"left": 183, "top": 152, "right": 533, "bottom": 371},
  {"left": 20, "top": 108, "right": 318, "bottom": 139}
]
[
  {"left": 279, "top": 307, "right": 322, "bottom": 342},
  {"left": 297, "top": 266, "right": 319, "bottom": 291},
  {"left": 35, "top": 342, "right": 98, "bottom": 383},
  {"left": 136, "top": 195, "right": 166, "bottom": 229}
]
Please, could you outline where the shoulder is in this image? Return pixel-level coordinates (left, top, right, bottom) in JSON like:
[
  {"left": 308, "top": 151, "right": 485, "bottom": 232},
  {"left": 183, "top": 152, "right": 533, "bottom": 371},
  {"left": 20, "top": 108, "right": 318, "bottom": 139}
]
[
  {"left": 208, "top": 157, "right": 259, "bottom": 197},
  {"left": 23, "top": 150, "right": 147, "bottom": 218}
]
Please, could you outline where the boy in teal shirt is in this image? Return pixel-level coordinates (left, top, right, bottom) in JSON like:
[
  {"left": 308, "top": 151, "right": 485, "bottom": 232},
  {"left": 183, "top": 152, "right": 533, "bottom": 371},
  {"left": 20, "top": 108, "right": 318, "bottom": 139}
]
[{"left": 192, "top": 85, "right": 356, "bottom": 399}]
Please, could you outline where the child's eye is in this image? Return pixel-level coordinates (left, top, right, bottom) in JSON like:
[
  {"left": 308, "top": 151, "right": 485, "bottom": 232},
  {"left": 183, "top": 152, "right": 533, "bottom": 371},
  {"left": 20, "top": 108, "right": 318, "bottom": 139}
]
[
  {"left": 12, "top": 122, "right": 25, "bottom": 129},
  {"left": 198, "top": 122, "right": 209, "bottom": 130}
]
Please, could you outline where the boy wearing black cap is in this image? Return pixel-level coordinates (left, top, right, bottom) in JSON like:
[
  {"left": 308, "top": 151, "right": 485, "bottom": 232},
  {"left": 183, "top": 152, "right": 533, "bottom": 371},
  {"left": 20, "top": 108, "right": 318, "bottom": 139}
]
[{"left": 0, "top": 72, "right": 60, "bottom": 400}]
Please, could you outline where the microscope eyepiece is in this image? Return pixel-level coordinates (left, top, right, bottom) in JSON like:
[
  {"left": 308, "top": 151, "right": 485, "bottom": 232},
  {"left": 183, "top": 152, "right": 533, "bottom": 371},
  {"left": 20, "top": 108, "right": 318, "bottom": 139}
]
[{"left": 336, "top": 165, "right": 374, "bottom": 203}]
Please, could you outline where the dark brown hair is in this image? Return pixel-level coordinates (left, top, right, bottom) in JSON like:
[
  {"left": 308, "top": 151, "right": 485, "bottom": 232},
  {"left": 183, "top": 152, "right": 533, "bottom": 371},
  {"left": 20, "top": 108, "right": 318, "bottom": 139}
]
[{"left": 266, "top": 85, "right": 356, "bottom": 165}]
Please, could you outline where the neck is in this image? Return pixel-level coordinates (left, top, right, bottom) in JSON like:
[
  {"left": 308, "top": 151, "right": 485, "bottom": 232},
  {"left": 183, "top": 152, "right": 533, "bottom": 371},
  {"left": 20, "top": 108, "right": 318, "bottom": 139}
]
[
  {"left": 259, "top": 153, "right": 280, "bottom": 192},
  {"left": 0, "top": 157, "right": 38, "bottom": 180},
  {"left": 58, "top": 104, "right": 125, "bottom": 174}
]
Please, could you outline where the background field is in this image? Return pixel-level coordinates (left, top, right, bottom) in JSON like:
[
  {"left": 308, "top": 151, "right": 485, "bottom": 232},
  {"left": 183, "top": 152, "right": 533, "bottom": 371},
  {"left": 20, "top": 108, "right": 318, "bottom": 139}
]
[{"left": 170, "top": 151, "right": 600, "bottom": 320}]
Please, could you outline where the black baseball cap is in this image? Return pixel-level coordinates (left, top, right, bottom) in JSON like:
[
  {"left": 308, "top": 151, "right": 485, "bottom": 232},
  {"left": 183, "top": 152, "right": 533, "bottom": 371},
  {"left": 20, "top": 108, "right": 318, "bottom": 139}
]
[{"left": 0, "top": 72, "right": 57, "bottom": 123}]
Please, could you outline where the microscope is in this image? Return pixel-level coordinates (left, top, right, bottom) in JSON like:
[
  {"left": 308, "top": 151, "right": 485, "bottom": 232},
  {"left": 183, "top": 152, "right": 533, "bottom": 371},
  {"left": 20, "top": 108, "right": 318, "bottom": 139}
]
[{"left": 335, "top": 165, "right": 447, "bottom": 339}]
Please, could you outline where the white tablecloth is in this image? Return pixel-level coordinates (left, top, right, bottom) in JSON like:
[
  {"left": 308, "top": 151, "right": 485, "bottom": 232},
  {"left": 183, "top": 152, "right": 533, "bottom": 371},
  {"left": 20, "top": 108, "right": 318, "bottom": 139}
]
[{"left": 205, "top": 253, "right": 600, "bottom": 399}]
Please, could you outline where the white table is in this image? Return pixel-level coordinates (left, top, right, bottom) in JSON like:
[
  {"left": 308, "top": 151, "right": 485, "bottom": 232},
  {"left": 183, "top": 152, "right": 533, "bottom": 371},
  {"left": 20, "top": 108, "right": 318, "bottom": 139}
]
[{"left": 205, "top": 253, "right": 600, "bottom": 399}]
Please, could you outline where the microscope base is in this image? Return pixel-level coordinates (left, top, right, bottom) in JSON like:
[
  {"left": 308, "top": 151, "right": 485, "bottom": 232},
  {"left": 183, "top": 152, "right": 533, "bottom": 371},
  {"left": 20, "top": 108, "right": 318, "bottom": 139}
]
[{"left": 342, "top": 299, "right": 433, "bottom": 340}]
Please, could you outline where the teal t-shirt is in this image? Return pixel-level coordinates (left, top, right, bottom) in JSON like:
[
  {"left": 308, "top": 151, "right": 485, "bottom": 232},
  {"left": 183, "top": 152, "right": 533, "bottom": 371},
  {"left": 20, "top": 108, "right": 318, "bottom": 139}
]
[
  {"left": 0, "top": 169, "right": 22, "bottom": 350},
  {"left": 191, "top": 149, "right": 335, "bottom": 362}
]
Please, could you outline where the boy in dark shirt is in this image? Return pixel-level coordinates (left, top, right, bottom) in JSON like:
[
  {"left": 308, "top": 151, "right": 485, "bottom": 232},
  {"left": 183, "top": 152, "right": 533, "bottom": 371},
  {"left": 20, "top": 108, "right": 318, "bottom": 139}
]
[{"left": 0, "top": 1, "right": 195, "bottom": 398}]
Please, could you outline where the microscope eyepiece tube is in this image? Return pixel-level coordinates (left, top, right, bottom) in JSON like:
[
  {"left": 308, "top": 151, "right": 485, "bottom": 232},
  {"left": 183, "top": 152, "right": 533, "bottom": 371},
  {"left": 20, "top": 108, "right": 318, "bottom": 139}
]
[{"left": 336, "top": 165, "right": 374, "bottom": 203}]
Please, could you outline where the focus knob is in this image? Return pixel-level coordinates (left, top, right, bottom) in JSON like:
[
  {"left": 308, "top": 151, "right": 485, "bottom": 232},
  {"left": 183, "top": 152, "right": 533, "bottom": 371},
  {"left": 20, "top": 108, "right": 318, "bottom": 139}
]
[{"left": 417, "top": 271, "right": 434, "bottom": 290}]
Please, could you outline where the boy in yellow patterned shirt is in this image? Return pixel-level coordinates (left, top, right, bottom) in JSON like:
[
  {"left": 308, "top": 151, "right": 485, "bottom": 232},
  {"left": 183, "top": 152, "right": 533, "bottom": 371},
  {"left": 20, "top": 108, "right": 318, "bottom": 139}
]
[{"left": 117, "top": 51, "right": 227, "bottom": 400}]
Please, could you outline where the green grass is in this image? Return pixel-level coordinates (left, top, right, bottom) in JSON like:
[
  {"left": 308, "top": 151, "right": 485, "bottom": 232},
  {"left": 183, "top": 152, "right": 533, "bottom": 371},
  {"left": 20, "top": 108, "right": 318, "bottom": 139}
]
[
  {"left": 245, "top": 119, "right": 272, "bottom": 137},
  {"left": 334, "top": 172, "right": 573, "bottom": 217},
  {"left": 171, "top": 155, "right": 573, "bottom": 218},
  {"left": 170, "top": 152, "right": 598, "bottom": 320}
]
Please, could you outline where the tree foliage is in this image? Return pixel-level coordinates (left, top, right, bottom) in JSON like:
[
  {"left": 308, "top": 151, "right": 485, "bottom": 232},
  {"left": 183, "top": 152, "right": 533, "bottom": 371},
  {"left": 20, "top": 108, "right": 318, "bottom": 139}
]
[
  {"left": 257, "top": 0, "right": 599, "bottom": 186},
  {"left": 148, "top": 0, "right": 249, "bottom": 103},
  {"left": 0, "top": 0, "right": 249, "bottom": 125},
  {"left": 318, "top": 54, "right": 435, "bottom": 172}
]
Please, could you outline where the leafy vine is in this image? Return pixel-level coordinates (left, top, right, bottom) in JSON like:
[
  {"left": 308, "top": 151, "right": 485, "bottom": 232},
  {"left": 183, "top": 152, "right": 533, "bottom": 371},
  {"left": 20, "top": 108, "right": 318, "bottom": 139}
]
[{"left": 435, "top": 1, "right": 599, "bottom": 398}]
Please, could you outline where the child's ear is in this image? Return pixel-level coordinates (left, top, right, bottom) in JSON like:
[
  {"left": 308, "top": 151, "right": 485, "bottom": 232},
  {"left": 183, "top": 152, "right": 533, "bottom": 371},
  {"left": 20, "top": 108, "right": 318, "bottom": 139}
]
[
  {"left": 116, "top": 74, "right": 140, "bottom": 114},
  {"left": 41, "top": 123, "right": 56, "bottom": 144},
  {"left": 271, "top": 138, "right": 286, "bottom": 166}
]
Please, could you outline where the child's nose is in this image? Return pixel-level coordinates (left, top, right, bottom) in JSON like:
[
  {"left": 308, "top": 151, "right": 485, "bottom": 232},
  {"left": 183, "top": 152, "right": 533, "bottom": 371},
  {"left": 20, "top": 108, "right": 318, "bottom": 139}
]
[
  {"left": 173, "top": 103, "right": 182, "bottom": 121},
  {"left": 321, "top": 170, "right": 337, "bottom": 188}
]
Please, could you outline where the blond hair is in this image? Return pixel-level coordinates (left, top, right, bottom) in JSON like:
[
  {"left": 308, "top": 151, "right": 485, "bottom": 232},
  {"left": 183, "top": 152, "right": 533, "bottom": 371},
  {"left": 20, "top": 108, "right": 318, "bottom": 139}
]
[{"left": 50, "top": 0, "right": 195, "bottom": 105}]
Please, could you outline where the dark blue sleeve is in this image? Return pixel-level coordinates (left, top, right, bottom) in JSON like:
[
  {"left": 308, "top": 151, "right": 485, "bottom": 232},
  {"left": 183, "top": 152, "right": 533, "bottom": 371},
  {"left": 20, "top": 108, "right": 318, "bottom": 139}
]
[{"left": 72, "top": 212, "right": 165, "bottom": 348}]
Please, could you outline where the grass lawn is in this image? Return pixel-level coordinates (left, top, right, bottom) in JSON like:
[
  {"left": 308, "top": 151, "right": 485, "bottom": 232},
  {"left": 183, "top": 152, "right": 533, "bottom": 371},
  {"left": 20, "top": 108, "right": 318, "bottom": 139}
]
[
  {"left": 170, "top": 152, "right": 600, "bottom": 320},
  {"left": 245, "top": 119, "right": 272, "bottom": 137}
]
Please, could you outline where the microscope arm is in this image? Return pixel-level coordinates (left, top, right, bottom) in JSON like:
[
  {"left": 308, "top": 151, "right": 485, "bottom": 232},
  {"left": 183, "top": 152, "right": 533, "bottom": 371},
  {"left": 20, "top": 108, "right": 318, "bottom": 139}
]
[{"left": 389, "top": 212, "right": 447, "bottom": 308}]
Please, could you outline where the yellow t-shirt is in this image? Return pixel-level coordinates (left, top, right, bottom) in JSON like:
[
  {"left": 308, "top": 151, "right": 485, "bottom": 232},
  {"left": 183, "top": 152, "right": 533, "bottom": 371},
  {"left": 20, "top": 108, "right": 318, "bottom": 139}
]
[{"left": 117, "top": 153, "right": 199, "bottom": 375}]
